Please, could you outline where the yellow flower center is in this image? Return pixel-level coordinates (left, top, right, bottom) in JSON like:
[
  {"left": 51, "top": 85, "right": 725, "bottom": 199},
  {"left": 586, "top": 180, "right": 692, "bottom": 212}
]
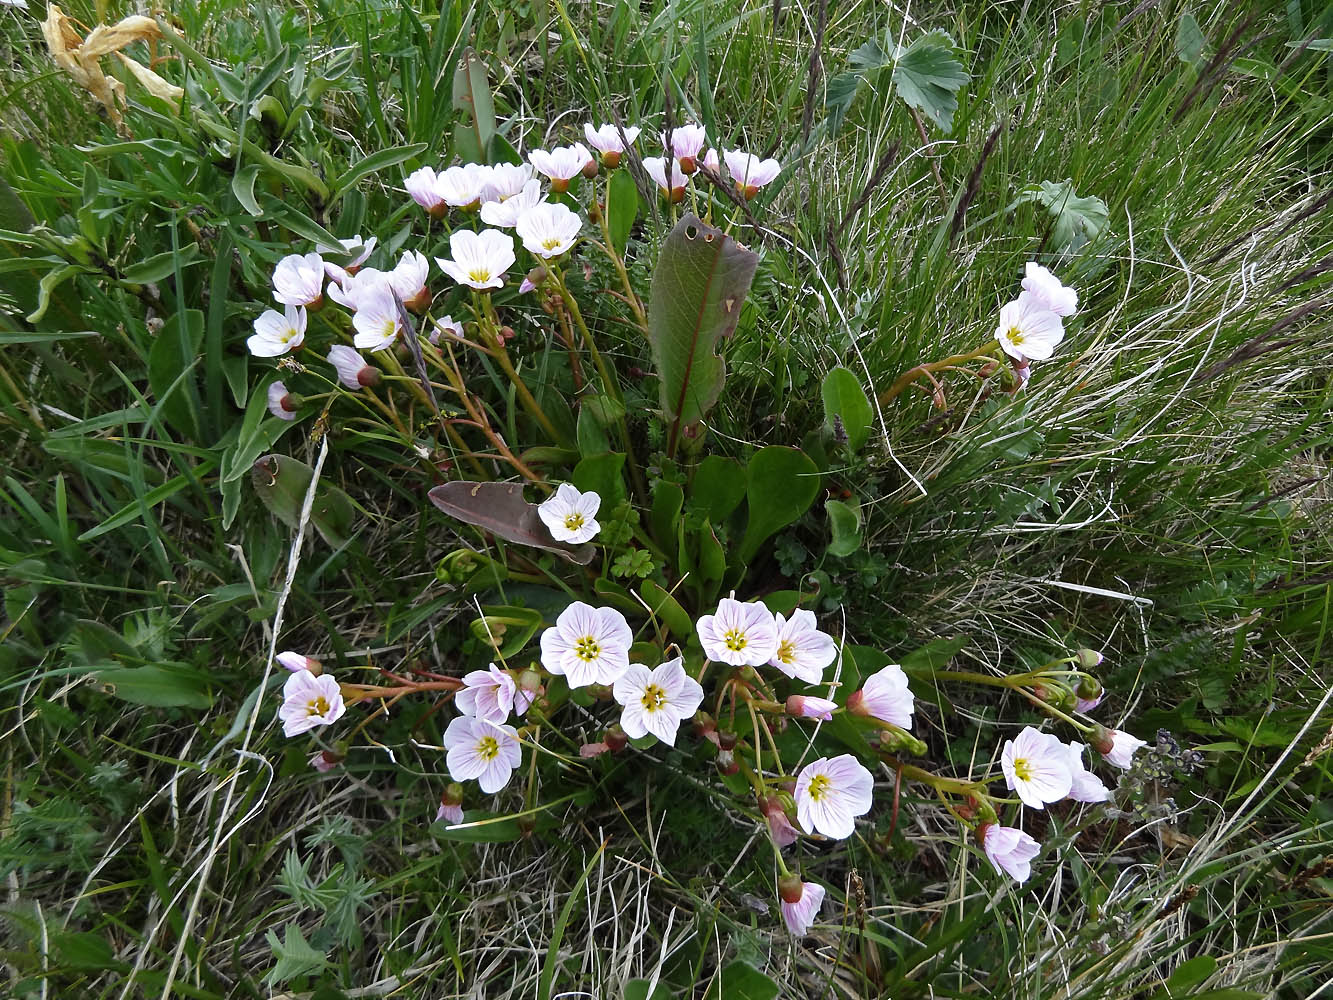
[
  {"left": 564, "top": 512, "right": 585, "bottom": 531},
  {"left": 574, "top": 635, "right": 601, "bottom": 662},
  {"left": 723, "top": 628, "right": 748, "bottom": 652},
  {"left": 640, "top": 683, "right": 667, "bottom": 713},
  {"left": 468, "top": 268, "right": 492, "bottom": 284},
  {"left": 1007, "top": 325, "right": 1025, "bottom": 346},
  {"left": 281, "top": 327, "right": 299, "bottom": 344},
  {"left": 477, "top": 736, "right": 500, "bottom": 760},
  {"left": 306, "top": 696, "right": 329, "bottom": 717},
  {"left": 776, "top": 639, "right": 795, "bottom": 664},
  {"left": 542, "top": 237, "right": 563, "bottom": 252},
  {"left": 1012, "top": 757, "right": 1033, "bottom": 782},
  {"left": 807, "top": 773, "right": 832, "bottom": 802}
]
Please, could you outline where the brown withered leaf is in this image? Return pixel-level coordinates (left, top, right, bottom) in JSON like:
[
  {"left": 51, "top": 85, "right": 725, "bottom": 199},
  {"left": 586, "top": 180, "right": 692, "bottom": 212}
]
[{"left": 428, "top": 481, "right": 595, "bottom": 565}]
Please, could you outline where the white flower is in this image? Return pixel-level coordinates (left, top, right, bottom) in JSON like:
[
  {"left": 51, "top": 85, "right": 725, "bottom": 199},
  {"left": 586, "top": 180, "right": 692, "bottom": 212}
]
[
  {"left": 847, "top": 663, "right": 915, "bottom": 730},
  {"left": 429, "top": 315, "right": 464, "bottom": 345},
  {"left": 279, "top": 670, "right": 345, "bottom": 737},
  {"left": 793, "top": 754, "right": 874, "bottom": 839},
  {"left": 1021, "top": 262, "right": 1078, "bottom": 317},
  {"left": 247, "top": 304, "right": 306, "bottom": 357},
  {"left": 389, "top": 250, "right": 431, "bottom": 310},
  {"left": 443, "top": 716, "right": 521, "bottom": 793},
  {"left": 455, "top": 664, "right": 518, "bottom": 724},
  {"left": 528, "top": 142, "right": 593, "bottom": 189},
  {"left": 584, "top": 123, "right": 640, "bottom": 165},
  {"left": 479, "top": 179, "right": 546, "bottom": 227},
  {"left": 768, "top": 610, "right": 837, "bottom": 684},
  {"left": 351, "top": 285, "right": 403, "bottom": 351},
  {"left": 1001, "top": 726, "right": 1073, "bottom": 809},
  {"left": 327, "top": 344, "right": 377, "bottom": 390},
  {"left": 980, "top": 823, "right": 1041, "bottom": 883},
  {"left": 318, "top": 235, "right": 376, "bottom": 280},
  {"left": 267, "top": 381, "right": 297, "bottom": 421},
  {"left": 995, "top": 295, "right": 1065, "bottom": 362},
  {"left": 537, "top": 483, "right": 601, "bottom": 543},
  {"left": 786, "top": 695, "right": 837, "bottom": 720},
  {"left": 539, "top": 602, "right": 632, "bottom": 687},
  {"left": 271, "top": 252, "right": 325, "bottom": 307},
  {"left": 276, "top": 651, "right": 320, "bottom": 673},
  {"left": 664, "top": 123, "right": 707, "bottom": 169},
  {"left": 697, "top": 598, "right": 779, "bottom": 666},
  {"left": 722, "top": 149, "right": 781, "bottom": 196},
  {"left": 1100, "top": 729, "right": 1147, "bottom": 769},
  {"left": 326, "top": 267, "right": 390, "bottom": 312},
  {"left": 516, "top": 203, "right": 583, "bottom": 259},
  {"left": 779, "top": 879, "right": 825, "bottom": 936},
  {"left": 612, "top": 658, "right": 704, "bottom": 745},
  {"left": 1065, "top": 741, "right": 1112, "bottom": 803},
  {"left": 642, "top": 156, "right": 687, "bottom": 201},
  {"left": 406, "top": 166, "right": 446, "bottom": 215},
  {"left": 436, "top": 163, "right": 491, "bottom": 208},
  {"left": 434, "top": 229, "right": 515, "bottom": 291},
  {"left": 482, "top": 162, "right": 534, "bottom": 203}
]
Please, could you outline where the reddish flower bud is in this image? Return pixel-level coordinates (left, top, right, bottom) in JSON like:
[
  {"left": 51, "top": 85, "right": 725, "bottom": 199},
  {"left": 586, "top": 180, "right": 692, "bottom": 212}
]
[
  {"left": 551, "top": 177, "right": 570, "bottom": 194},
  {"left": 581, "top": 158, "right": 599, "bottom": 179},
  {"left": 605, "top": 725, "right": 628, "bottom": 753},
  {"left": 778, "top": 872, "right": 805, "bottom": 904},
  {"left": 601, "top": 150, "right": 621, "bottom": 169},
  {"left": 717, "top": 730, "right": 739, "bottom": 751}
]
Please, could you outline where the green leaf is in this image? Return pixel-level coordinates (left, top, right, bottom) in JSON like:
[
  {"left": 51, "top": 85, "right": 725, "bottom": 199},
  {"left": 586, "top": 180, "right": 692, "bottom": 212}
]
[
  {"left": 1156, "top": 955, "right": 1217, "bottom": 998},
  {"left": 891, "top": 30, "right": 970, "bottom": 133},
  {"left": 1175, "top": 12, "right": 1207, "bottom": 66},
  {"left": 472, "top": 605, "right": 544, "bottom": 659},
  {"left": 231, "top": 163, "right": 262, "bottom": 216},
  {"left": 251, "top": 454, "right": 358, "bottom": 548},
  {"left": 647, "top": 214, "right": 759, "bottom": 448},
  {"left": 51, "top": 930, "right": 119, "bottom": 971},
  {"left": 120, "top": 243, "right": 200, "bottom": 285},
  {"left": 147, "top": 309, "right": 204, "bottom": 440},
  {"left": 428, "top": 481, "right": 594, "bottom": 564},
  {"left": 825, "top": 498, "right": 862, "bottom": 557},
  {"left": 606, "top": 168, "right": 639, "bottom": 253},
  {"left": 640, "top": 579, "right": 693, "bottom": 638},
  {"left": 572, "top": 452, "right": 627, "bottom": 507},
  {"left": 330, "top": 143, "right": 428, "bottom": 200},
  {"left": 95, "top": 665, "right": 212, "bottom": 709},
  {"left": 690, "top": 455, "right": 746, "bottom": 523},
  {"left": 624, "top": 980, "right": 675, "bottom": 1000},
  {"left": 702, "top": 961, "right": 779, "bottom": 1000},
  {"left": 821, "top": 367, "right": 873, "bottom": 451},
  {"left": 1008, "top": 179, "right": 1109, "bottom": 252},
  {"left": 695, "top": 520, "right": 726, "bottom": 583},
  {"left": 27, "top": 264, "right": 82, "bottom": 323},
  {"left": 650, "top": 479, "right": 684, "bottom": 551},
  {"left": 452, "top": 47, "right": 495, "bottom": 163},
  {"left": 738, "top": 447, "right": 821, "bottom": 564},
  {"left": 265, "top": 923, "right": 329, "bottom": 986},
  {"left": 78, "top": 464, "right": 216, "bottom": 542}
]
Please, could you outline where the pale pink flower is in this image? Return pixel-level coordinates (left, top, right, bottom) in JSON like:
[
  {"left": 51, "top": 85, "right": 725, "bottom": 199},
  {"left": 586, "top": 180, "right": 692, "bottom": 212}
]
[
  {"left": 762, "top": 796, "right": 799, "bottom": 847},
  {"left": 702, "top": 148, "right": 719, "bottom": 173},
  {"left": 443, "top": 716, "right": 521, "bottom": 793},
  {"left": 1076, "top": 691, "right": 1105, "bottom": 713},
  {"left": 435, "top": 801, "right": 464, "bottom": 824},
  {"left": 786, "top": 695, "right": 837, "bottom": 721},
  {"left": 847, "top": 663, "right": 915, "bottom": 729},
  {"left": 980, "top": 823, "right": 1041, "bottom": 883},
  {"left": 436, "top": 163, "right": 491, "bottom": 208},
  {"left": 1065, "top": 742, "right": 1112, "bottom": 803},
  {"left": 664, "top": 123, "right": 707, "bottom": 170},
  {"left": 793, "top": 754, "right": 874, "bottom": 839},
  {"left": 455, "top": 664, "right": 517, "bottom": 724},
  {"left": 406, "top": 166, "right": 446, "bottom": 215},
  {"left": 1001, "top": 726, "right": 1073, "bottom": 809},
  {"left": 642, "top": 156, "right": 687, "bottom": 202},
  {"left": 267, "top": 381, "right": 298, "bottom": 421},
  {"left": 279, "top": 670, "right": 345, "bottom": 737},
  {"left": 434, "top": 229, "right": 515, "bottom": 290},
  {"left": 537, "top": 483, "right": 601, "bottom": 543},
  {"left": 479, "top": 179, "right": 545, "bottom": 227},
  {"left": 529, "top": 142, "right": 593, "bottom": 190},
  {"left": 722, "top": 149, "right": 781, "bottom": 196},
  {"left": 1100, "top": 729, "right": 1147, "bottom": 769},
  {"left": 516, "top": 202, "right": 582, "bottom": 259},
  {"left": 276, "top": 651, "right": 320, "bottom": 674},
  {"left": 697, "top": 598, "right": 779, "bottom": 667},
  {"left": 309, "top": 749, "right": 341, "bottom": 772},
  {"left": 248, "top": 305, "right": 306, "bottom": 357},
  {"left": 272, "top": 252, "right": 325, "bottom": 307},
  {"left": 996, "top": 295, "right": 1065, "bottom": 362},
  {"left": 779, "top": 878, "right": 825, "bottom": 936},
  {"left": 429, "top": 315, "right": 464, "bottom": 345},
  {"left": 768, "top": 610, "right": 837, "bottom": 684},
  {"left": 351, "top": 285, "right": 403, "bottom": 351},
  {"left": 482, "top": 162, "right": 534, "bottom": 203},
  {"left": 612, "top": 657, "right": 704, "bottom": 745},
  {"left": 584, "top": 123, "right": 640, "bottom": 165},
  {"left": 1021, "top": 262, "right": 1078, "bottom": 317},
  {"left": 319, "top": 235, "right": 376, "bottom": 280},
  {"left": 327, "top": 344, "right": 378, "bottom": 390},
  {"left": 539, "top": 602, "right": 632, "bottom": 687},
  {"left": 389, "top": 250, "right": 432, "bottom": 312}
]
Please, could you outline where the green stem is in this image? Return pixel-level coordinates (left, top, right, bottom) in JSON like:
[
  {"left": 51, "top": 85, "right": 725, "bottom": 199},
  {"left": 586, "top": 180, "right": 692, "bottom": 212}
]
[
  {"left": 877, "top": 340, "right": 1001, "bottom": 406},
  {"left": 476, "top": 293, "right": 565, "bottom": 444}
]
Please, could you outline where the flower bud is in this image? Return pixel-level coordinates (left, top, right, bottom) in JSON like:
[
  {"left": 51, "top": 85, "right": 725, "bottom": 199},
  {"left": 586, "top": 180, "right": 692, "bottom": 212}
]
[
  {"left": 587, "top": 683, "right": 613, "bottom": 701},
  {"left": 579, "top": 741, "right": 610, "bottom": 758},
  {"left": 787, "top": 694, "right": 836, "bottom": 720},
  {"left": 717, "top": 752, "right": 740, "bottom": 776},
  {"left": 550, "top": 177, "right": 570, "bottom": 194},
  {"left": 517, "top": 813, "right": 537, "bottom": 838},
  {"left": 309, "top": 749, "right": 342, "bottom": 772},
  {"left": 678, "top": 155, "right": 697, "bottom": 175},
  {"left": 276, "top": 651, "right": 322, "bottom": 675},
  {"left": 587, "top": 201, "right": 602, "bottom": 223},
  {"left": 879, "top": 728, "right": 928, "bottom": 756},
  {"left": 1089, "top": 724, "right": 1115, "bottom": 756},
  {"left": 601, "top": 150, "right": 622, "bottom": 169},
  {"left": 1076, "top": 648, "right": 1104, "bottom": 669},
  {"left": 443, "top": 782, "right": 465, "bottom": 807},
  {"left": 581, "top": 158, "right": 599, "bottom": 179},
  {"left": 605, "top": 725, "right": 628, "bottom": 752},
  {"left": 777, "top": 872, "right": 805, "bottom": 904},
  {"left": 1076, "top": 675, "right": 1104, "bottom": 701},
  {"left": 717, "top": 730, "right": 739, "bottom": 751},
  {"left": 524, "top": 264, "right": 547, "bottom": 290}
]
